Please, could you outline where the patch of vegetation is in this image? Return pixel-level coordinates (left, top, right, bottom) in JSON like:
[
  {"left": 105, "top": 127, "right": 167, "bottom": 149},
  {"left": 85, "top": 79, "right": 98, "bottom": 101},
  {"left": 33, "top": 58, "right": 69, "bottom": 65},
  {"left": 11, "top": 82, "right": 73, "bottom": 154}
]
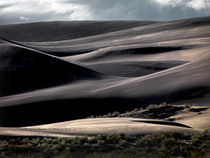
[
  {"left": 89, "top": 103, "right": 197, "bottom": 119},
  {"left": 0, "top": 131, "right": 210, "bottom": 158}
]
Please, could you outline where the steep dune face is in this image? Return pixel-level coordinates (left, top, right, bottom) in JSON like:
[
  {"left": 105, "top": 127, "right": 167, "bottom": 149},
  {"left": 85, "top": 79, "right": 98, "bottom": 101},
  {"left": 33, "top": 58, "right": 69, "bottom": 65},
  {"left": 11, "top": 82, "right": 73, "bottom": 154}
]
[
  {"left": 0, "top": 40, "right": 102, "bottom": 96},
  {"left": 0, "top": 17, "right": 210, "bottom": 126}
]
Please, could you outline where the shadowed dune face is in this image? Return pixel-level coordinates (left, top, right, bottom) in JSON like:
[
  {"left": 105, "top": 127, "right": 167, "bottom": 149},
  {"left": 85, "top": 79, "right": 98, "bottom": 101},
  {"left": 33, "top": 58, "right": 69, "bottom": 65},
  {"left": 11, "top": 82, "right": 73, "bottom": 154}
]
[
  {"left": 0, "top": 43, "right": 102, "bottom": 96},
  {"left": 78, "top": 46, "right": 189, "bottom": 62},
  {"left": 86, "top": 61, "right": 188, "bottom": 77},
  {"left": 131, "top": 120, "right": 192, "bottom": 128},
  {"left": 0, "top": 17, "right": 210, "bottom": 127}
]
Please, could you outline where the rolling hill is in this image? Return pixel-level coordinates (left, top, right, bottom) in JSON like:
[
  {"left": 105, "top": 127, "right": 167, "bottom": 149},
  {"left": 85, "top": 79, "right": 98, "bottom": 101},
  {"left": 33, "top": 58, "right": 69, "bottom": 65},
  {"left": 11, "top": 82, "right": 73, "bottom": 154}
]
[{"left": 0, "top": 16, "right": 210, "bottom": 128}]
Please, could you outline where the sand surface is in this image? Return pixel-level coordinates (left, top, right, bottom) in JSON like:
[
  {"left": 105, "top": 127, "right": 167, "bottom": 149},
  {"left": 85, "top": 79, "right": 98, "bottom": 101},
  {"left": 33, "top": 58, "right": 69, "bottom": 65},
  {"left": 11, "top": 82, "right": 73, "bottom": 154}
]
[
  {"left": 0, "top": 17, "right": 210, "bottom": 133},
  {"left": 0, "top": 118, "right": 197, "bottom": 137},
  {"left": 0, "top": 105, "right": 209, "bottom": 137}
]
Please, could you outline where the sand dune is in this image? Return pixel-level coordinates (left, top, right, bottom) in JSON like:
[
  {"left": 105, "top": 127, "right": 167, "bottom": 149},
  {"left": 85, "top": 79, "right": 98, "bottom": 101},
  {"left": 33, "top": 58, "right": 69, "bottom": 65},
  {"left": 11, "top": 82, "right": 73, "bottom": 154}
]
[
  {"left": 19, "top": 17, "right": 210, "bottom": 57},
  {"left": 0, "top": 16, "right": 210, "bottom": 130},
  {"left": 0, "top": 21, "right": 154, "bottom": 42},
  {"left": 0, "top": 38, "right": 102, "bottom": 96},
  {"left": 0, "top": 105, "right": 209, "bottom": 137},
  {"left": 0, "top": 118, "right": 196, "bottom": 137},
  {"left": 86, "top": 61, "right": 187, "bottom": 77}
]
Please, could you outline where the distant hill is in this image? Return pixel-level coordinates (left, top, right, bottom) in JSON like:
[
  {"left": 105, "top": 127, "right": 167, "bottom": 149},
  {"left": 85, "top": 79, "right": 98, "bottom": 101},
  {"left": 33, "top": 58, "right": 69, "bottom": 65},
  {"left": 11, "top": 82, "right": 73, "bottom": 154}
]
[{"left": 0, "top": 21, "right": 154, "bottom": 42}]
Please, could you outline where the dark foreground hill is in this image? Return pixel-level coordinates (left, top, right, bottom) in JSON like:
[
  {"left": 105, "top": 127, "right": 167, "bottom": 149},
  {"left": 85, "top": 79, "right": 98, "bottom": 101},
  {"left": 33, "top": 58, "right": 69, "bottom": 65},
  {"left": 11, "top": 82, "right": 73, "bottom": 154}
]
[{"left": 0, "top": 39, "right": 102, "bottom": 96}]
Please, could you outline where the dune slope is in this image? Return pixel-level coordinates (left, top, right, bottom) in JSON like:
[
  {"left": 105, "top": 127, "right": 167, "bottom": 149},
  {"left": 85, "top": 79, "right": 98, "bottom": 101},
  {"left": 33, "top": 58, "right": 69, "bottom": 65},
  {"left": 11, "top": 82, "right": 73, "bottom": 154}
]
[
  {"left": 0, "top": 17, "right": 210, "bottom": 127},
  {"left": 0, "top": 39, "right": 102, "bottom": 96},
  {"left": 0, "top": 118, "right": 196, "bottom": 137},
  {"left": 0, "top": 21, "right": 154, "bottom": 42}
]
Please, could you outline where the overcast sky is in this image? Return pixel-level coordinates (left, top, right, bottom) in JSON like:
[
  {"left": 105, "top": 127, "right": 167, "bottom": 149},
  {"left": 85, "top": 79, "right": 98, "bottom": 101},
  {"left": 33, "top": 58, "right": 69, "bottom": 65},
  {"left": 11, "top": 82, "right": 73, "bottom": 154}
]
[{"left": 0, "top": 0, "right": 210, "bottom": 24}]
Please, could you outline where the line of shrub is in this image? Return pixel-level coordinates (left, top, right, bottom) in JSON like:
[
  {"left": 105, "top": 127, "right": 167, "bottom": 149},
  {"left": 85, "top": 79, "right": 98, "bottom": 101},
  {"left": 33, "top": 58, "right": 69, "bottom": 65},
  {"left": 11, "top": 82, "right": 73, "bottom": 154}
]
[{"left": 0, "top": 131, "right": 210, "bottom": 158}]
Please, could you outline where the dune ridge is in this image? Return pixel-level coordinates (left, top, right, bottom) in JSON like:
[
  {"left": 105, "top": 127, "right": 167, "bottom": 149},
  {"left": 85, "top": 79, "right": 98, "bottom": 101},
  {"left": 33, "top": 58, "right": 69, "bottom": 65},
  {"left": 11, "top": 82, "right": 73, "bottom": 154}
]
[
  {"left": 0, "top": 38, "right": 102, "bottom": 96},
  {"left": 0, "top": 16, "right": 210, "bottom": 130}
]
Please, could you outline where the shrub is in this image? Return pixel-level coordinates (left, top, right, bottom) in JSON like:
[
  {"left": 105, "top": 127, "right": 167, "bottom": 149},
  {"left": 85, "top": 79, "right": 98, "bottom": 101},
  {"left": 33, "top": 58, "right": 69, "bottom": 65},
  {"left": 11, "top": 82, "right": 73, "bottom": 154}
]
[{"left": 0, "top": 132, "right": 210, "bottom": 158}]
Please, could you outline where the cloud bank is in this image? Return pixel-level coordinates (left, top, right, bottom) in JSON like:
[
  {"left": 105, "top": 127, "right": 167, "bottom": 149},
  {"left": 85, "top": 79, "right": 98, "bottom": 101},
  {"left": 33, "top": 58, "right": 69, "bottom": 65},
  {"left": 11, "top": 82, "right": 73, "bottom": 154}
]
[{"left": 0, "top": 0, "right": 210, "bottom": 24}]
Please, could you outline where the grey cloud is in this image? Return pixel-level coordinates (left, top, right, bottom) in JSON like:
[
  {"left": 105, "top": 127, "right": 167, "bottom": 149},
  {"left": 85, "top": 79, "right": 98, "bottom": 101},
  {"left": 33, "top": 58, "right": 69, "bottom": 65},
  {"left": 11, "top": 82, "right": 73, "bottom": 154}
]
[
  {"left": 75, "top": 0, "right": 210, "bottom": 21},
  {"left": 0, "top": 0, "right": 210, "bottom": 25},
  {"left": 0, "top": 4, "right": 13, "bottom": 9},
  {"left": 0, "top": 0, "right": 84, "bottom": 25}
]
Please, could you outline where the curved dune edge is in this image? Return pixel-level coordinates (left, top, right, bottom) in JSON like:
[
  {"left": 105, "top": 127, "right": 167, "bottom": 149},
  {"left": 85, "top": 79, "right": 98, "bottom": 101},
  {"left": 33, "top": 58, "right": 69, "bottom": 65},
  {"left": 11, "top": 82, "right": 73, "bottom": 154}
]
[
  {"left": 0, "top": 38, "right": 103, "bottom": 96},
  {"left": 0, "top": 118, "right": 197, "bottom": 137},
  {"left": 176, "top": 108, "right": 210, "bottom": 131},
  {"left": 1, "top": 105, "right": 209, "bottom": 137}
]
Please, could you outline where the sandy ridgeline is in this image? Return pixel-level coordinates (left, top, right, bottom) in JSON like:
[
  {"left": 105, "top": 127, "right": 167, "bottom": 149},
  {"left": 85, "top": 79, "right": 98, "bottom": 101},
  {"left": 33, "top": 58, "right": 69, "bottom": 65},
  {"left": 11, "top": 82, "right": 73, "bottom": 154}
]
[
  {"left": 0, "top": 17, "right": 210, "bottom": 136},
  {"left": 0, "top": 104, "right": 209, "bottom": 137}
]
